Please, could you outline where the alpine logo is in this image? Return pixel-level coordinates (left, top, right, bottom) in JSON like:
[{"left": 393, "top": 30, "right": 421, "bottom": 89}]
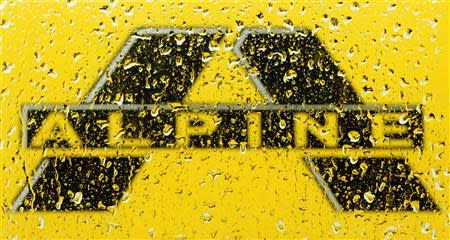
[{"left": 13, "top": 27, "right": 437, "bottom": 212}]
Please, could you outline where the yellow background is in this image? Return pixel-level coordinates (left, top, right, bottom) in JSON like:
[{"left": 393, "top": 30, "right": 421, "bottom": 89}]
[{"left": 1, "top": 1, "right": 449, "bottom": 239}]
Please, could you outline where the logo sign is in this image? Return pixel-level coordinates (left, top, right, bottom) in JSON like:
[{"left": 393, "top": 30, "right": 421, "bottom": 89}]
[
  {"left": 14, "top": 27, "right": 436, "bottom": 212},
  {"left": 2, "top": 2, "right": 448, "bottom": 239}
]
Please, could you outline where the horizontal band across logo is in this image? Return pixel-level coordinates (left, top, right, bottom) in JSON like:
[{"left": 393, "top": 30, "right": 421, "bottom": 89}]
[{"left": 23, "top": 104, "right": 422, "bottom": 149}]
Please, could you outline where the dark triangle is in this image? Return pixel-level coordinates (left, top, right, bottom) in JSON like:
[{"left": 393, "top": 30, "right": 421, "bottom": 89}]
[
  {"left": 20, "top": 157, "right": 143, "bottom": 211},
  {"left": 94, "top": 31, "right": 223, "bottom": 104},
  {"left": 240, "top": 29, "right": 360, "bottom": 104},
  {"left": 310, "top": 157, "right": 438, "bottom": 211}
]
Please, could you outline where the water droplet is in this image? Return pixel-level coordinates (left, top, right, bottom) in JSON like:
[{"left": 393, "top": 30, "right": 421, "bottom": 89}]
[
  {"left": 332, "top": 221, "right": 342, "bottom": 233},
  {"left": 384, "top": 226, "right": 398, "bottom": 239},
  {"left": 421, "top": 222, "right": 431, "bottom": 234},
  {"left": 72, "top": 191, "right": 83, "bottom": 205},
  {"left": 363, "top": 191, "right": 375, "bottom": 203},
  {"left": 239, "top": 142, "right": 247, "bottom": 154},
  {"left": 307, "top": 59, "right": 315, "bottom": 70},
  {"left": 121, "top": 191, "right": 130, "bottom": 203},
  {"left": 283, "top": 69, "right": 297, "bottom": 83},
  {"left": 151, "top": 105, "right": 159, "bottom": 117},
  {"left": 175, "top": 56, "right": 183, "bottom": 66},
  {"left": 228, "top": 139, "right": 238, "bottom": 148},
  {"left": 410, "top": 200, "right": 420, "bottom": 212},
  {"left": 330, "top": 17, "right": 339, "bottom": 30},
  {"left": 348, "top": 131, "right": 360, "bottom": 142},
  {"left": 175, "top": 33, "right": 186, "bottom": 45},
  {"left": 163, "top": 124, "right": 174, "bottom": 136},
  {"left": 148, "top": 227, "right": 156, "bottom": 238},
  {"left": 349, "top": 156, "right": 358, "bottom": 164},
  {"left": 276, "top": 219, "right": 285, "bottom": 232},
  {"left": 201, "top": 212, "right": 212, "bottom": 223},
  {"left": 404, "top": 28, "right": 413, "bottom": 39},
  {"left": 279, "top": 119, "right": 287, "bottom": 129},
  {"left": 208, "top": 169, "right": 222, "bottom": 180},
  {"left": 2, "top": 62, "right": 14, "bottom": 74},
  {"left": 201, "top": 52, "right": 212, "bottom": 63},
  {"left": 37, "top": 216, "right": 45, "bottom": 229},
  {"left": 351, "top": 2, "right": 360, "bottom": 12}
]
